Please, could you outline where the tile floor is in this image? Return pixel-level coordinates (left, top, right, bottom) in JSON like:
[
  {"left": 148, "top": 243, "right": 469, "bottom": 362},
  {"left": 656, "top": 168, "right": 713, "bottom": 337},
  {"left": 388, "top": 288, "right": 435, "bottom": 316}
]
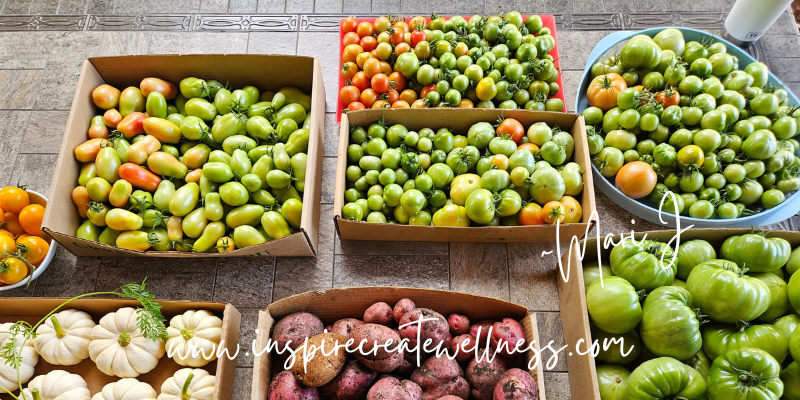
[{"left": 0, "top": 1, "right": 799, "bottom": 398}]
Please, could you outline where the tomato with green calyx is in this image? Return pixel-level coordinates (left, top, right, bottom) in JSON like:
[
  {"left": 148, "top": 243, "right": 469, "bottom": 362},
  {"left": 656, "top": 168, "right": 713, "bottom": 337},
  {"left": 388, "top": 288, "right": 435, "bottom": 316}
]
[
  {"left": 528, "top": 167, "right": 565, "bottom": 205},
  {"left": 703, "top": 322, "right": 789, "bottom": 363},
  {"left": 594, "top": 147, "right": 624, "bottom": 178},
  {"left": 721, "top": 233, "right": 791, "bottom": 273},
  {"left": 610, "top": 238, "right": 676, "bottom": 290},
  {"left": 707, "top": 348, "right": 782, "bottom": 400},
  {"left": 675, "top": 239, "right": 716, "bottom": 280},
  {"left": 686, "top": 259, "right": 771, "bottom": 323},
  {"left": 494, "top": 189, "right": 521, "bottom": 217},
  {"left": 640, "top": 286, "right": 702, "bottom": 360},
  {"left": 586, "top": 276, "right": 642, "bottom": 334},
  {"left": 620, "top": 39, "right": 661, "bottom": 69},
  {"left": 596, "top": 365, "right": 630, "bottom": 400}
]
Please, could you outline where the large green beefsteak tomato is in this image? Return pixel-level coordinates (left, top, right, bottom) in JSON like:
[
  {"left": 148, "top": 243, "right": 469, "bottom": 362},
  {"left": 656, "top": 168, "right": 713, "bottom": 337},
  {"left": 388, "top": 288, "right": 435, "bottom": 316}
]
[
  {"left": 626, "top": 357, "right": 707, "bottom": 400},
  {"left": 750, "top": 272, "right": 790, "bottom": 322},
  {"left": 640, "top": 286, "right": 702, "bottom": 360},
  {"left": 686, "top": 259, "right": 771, "bottom": 323},
  {"left": 675, "top": 239, "right": 716, "bottom": 280},
  {"left": 773, "top": 314, "right": 799, "bottom": 340},
  {"left": 592, "top": 326, "right": 641, "bottom": 364},
  {"left": 781, "top": 362, "right": 800, "bottom": 400},
  {"left": 586, "top": 276, "right": 643, "bottom": 334},
  {"left": 681, "top": 348, "right": 711, "bottom": 379},
  {"left": 582, "top": 261, "right": 613, "bottom": 290},
  {"left": 597, "top": 364, "right": 630, "bottom": 400},
  {"left": 790, "top": 270, "right": 800, "bottom": 313},
  {"left": 707, "top": 348, "right": 783, "bottom": 400},
  {"left": 720, "top": 233, "right": 791, "bottom": 272},
  {"left": 610, "top": 239, "right": 676, "bottom": 291},
  {"left": 702, "top": 322, "right": 789, "bottom": 363}
]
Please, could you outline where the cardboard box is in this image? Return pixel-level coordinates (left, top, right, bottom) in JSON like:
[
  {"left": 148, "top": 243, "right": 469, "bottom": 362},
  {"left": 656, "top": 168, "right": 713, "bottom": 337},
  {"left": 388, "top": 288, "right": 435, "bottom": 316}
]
[
  {"left": 251, "top": 287, "right": 547, "bottom": 400},
  {"left": 334, "top": 108, "right": 597, "bottom": 243},
  {"left": 556, "top": 228, "right": 800, "bottom": 400},
  {"left": 42, "top": 54, "right": 325, "bottom": 257},
  {"left": 0, "top": 298, "right": 241, "bottom": 399}
]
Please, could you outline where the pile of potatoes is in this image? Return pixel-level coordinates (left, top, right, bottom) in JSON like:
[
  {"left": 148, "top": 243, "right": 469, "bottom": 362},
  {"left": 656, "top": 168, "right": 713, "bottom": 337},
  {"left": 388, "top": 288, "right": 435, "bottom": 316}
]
[{"left": 267, "top": 298, "right": 539, "bottom": 400}]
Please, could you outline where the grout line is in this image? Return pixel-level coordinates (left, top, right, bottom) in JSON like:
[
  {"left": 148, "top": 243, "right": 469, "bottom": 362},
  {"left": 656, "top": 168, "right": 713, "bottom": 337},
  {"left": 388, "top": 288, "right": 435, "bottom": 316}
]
[
  {"left": 269, "top": 256, "right": 276, "bottom": 303},
  {"left": 210, "top": 258, "right": 219, "bottom": 301}
]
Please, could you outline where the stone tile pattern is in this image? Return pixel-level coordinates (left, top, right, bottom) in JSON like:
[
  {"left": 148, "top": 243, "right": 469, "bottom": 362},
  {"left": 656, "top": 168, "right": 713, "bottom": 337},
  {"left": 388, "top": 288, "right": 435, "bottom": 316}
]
[{"left": 0, "top": 2, "right": 799, "bottom": 399}]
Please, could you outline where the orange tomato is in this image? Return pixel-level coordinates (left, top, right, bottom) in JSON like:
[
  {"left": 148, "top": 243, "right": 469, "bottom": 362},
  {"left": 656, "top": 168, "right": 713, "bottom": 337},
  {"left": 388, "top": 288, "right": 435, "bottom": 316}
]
[
  {"left": 351, "top": 71, "right": 370, "bottom": 92},
  {"left": 341, "top": 17, "right": 358, "bottom": 33},
  {"left": 340, "top": 85, "right": 361, "bottom": 105},
  {"left": 363, "top": 58, "right": 382, "bottom": 78},
  {"left": 408, "top": 16, "right": 427, "bottom": 31},
  {"left": 372, "top": 100, "right": 389, "bottom": 109},
  {"left": 356, "top": 22, "right": 374, "bottom": 37},
  {"left": 16, "top": 236, "right": 48, "bottom": 265},
  {"left": 587, "top": 73, "right": 627, "bottom": 112},
  {"left": 379, "top": 61, "right": 393, "bottom": 75},
  {"left": 4, "top": 213, "right": 24, "bottom": 237},
  {"left": 342, "top": 31, "right": 360, "bottom": 46},
  {"left": 491, "top": 154, "right": 509, "bottom": 170},
  {"left": 560, "top": 196, "right": 583, "bottom": 224},
  {"left": 411, "top": 99, "right": 428, "bottom": 108},
  {"left": 360, "top": 88, "right": 379, "bottom": 108},
  {"left": 360, "top": 36, "right": 378, "bottom": 52},
  {"left": 542, "top": 201, "right": 566, "bottom": 225},
  {"left": 92, "top": 84, "right": 121, "bottom": 110},
  {"left": 656, "top": 89, "right": 680, "bottom": 107},
  {"left": 457, "top": 99, "right": 474, "bottom": 108},
  {"left": 0, "top": 235, "right": 16, "bottom": 254},
  {"left": 0, "top": 230, "right": 12, "bottom": 239},
  {"left": 341, "top": 61, "right": 358, "bottom": 81},
  {"left": 496, "top": 118, "right": 525, "bottom": 143},
  {"left": 0, "top": 257, "right": 27, "bottom": 285},
  {"left": 371, "top": 73, "right": 390, "bottom": 93},
  {"left": 103, "top": 109, "right": 122, "bottom": 129},
  {"left": 140, "top": 77, "right": 178, "bottom": 100},
  {"left": 388, "top": 72, "right": 406, "bottom": 91},
  {"left": 0, "top": 187, "right": 30, "bottom": 214},
  {"left": 615, "top": 161, "right": 657, "bottom": 199},
  {"left": 71, "top": 186, "right": 91, "bottom": 218},
  {"left": 18, "top": 204, "right": 45, "bottom": 236},
  {"left": 394, "top": 42, "right": 411, "bottom": 56},
  {"left": 346, "top": 101, "right": 365, "bottom": 111},
  {"left": 392, "top": 100, "right": 410, "bottom": 108},
  {"left": 399, "top": 89, "right": 417, "bottom": 104},
  {"left": 518, "top": 143, "right": 540, "bottom": 153},
  {"left": 342, "top": 44, "right": 363, "bottom": 63},
  {"left": 216, "top": 237, "right": 236, "bottom": 253},
  {"left": 0, "top": 206, "right": 4, "bottom": 224},
  {"left": 518, "top": 203, "right": 544, "bottom": 225},
  {"left": 393, "top": 21, "right": 409, "bottom": 34}
]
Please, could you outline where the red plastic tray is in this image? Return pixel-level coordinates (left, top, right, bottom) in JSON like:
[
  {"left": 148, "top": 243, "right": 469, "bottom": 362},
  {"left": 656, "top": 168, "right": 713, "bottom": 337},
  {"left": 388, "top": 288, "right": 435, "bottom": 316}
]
[{"left": 337, "top": 14, "right": 567, "bottom": 122}]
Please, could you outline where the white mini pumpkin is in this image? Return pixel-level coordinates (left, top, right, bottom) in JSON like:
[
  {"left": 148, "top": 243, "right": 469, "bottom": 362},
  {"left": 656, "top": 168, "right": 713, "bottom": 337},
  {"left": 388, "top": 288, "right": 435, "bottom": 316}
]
[
  {"left": 89, "top": 307, "right": 165, "bottom": 378},
  {"left": 157, "top": 368, "right": 215, "bottom": 400},
  {"left": 165, "top": 310, "right": 222, "bottom": 367},
  {"left": 21, "top": 370, "right": 91, "bottom": 400},
  {"left": 0, "top": 322, "right": 39, "bottom": 391},
  {"left": 34, "top": 309, "right": 96, "bottom": 366},
  {"left": 91, "top": 378, "right": 157, "bottom": 400}
]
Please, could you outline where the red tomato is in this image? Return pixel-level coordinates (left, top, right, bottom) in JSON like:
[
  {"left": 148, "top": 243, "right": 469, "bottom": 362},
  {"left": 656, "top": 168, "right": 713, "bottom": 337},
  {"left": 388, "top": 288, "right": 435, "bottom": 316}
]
[
  {"left": 392, "top": 100, "right": 410, "bottom": 108},
  {"left": 496, "top": 118, "right": 525, "bottom": 143},
  {"left": 360, "top": 35, "right": 377, "bottom": 52},
  {"left": 386, "top": 89, "right": 400, "bottom": 104},
  {"left": 341, "top": 17, "right": 358, "bottom": 33},
  {"left": 410, "top": 30, "right": 427, "bottom": 47},
  {"left": 346, "top": 101, "right": 365, "bottom": 111},
  {"left": 352, "top": 71, "right": 370, "bottom": 91},
  {"left": 342, "top": 31, "right": 360, "bottom": 46},
  {"left": 388, "top": 72, "right": 406, "bottom": 92},
  {"left": 420, "top": 84, "right": 436, "bottom": 99},
  {"left": 656, "top": 89, "right": 680, "bottom": 107}
]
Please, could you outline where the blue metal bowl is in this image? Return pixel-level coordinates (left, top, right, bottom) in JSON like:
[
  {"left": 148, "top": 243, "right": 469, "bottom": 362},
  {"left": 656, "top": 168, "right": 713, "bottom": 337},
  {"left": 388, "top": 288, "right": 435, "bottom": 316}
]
[{"left": 576, "top": 27, "right": 800, "bottom": 228}]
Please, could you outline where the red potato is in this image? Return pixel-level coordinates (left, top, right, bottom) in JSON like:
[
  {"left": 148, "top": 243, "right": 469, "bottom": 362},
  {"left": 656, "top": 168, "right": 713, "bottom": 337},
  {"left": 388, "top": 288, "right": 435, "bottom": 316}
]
[
  {"left": 393, "top": 298, "right": 416, "bottom": 323},
  {"left": 358, "top": 349, "right": 405, "bottom": 373},
  {"left": 411, "top": 355, "right": 469, "bottom": 400},
  {"left": 466, "top": 350, "right": 509, "bottom": 400},
  {"left": 272, "top": 312, "right": 324, "bottom": 352},
  {"left": 399, "top": 308, "right": 449, "bottom": 351},
  {"left": 450, "top": 334, "right": 477, "bottom": 362},
  {"left": 448, "top": 314, "right": 470, "bottom": 335},
  {"left": 469, "top": 320, "right": 495, "bottom": 348},
  {"left": 367, "top": 376, "right": 423, "bottom": 400},
  {"left": 331, "top": 318, "right": 364, "bottom": 339},
  {"left": 364, "top": 302, "right": 394, "bottom": 325},
  {"left": 437, "top": 397, "right": 464, "bottom": 400},
  {"left": 268, "top": 371, "right": 320, "bottom": 400},
  {"left": 493, "top": 368, "right": 539, "bottom": 400},
  {"left": 490, "top": 319, "right": 527, "bottom": 357},
  {"left": 350, "top": 324, "right": 404, "bottom": 373},
  {"left": 395, "top": 350, "right": 421, "bottom": 378},
  {"left": 319, "top": 360, "right": 376, "bottom": 400}
]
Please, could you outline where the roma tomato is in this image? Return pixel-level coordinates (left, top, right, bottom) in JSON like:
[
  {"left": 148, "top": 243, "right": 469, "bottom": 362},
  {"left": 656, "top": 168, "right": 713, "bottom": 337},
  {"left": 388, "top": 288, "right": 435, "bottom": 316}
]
[
  {"left": 118, "top": 163, "right": 161, "bottom": 192},
  {"left": 140, "top": 77, "right": 178, "bottom": 99}
]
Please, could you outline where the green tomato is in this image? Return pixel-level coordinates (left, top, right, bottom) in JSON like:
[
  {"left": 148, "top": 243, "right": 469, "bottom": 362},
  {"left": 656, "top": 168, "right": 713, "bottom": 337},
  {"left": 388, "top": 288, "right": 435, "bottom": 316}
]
[
  {"left": 675, "top": 239, "right": 716, "bottom": 281},
  {"left": 464, "top": 188, "right": 495, "bottom": 224},
  {"left": 610, "top": 238, "right": 676, "bottom": 291},
  {"left": 721, "top": 233, "right": 791, "bottom": 273},
  {"left": 682, "top": 349, "right": 712, "bottom": 379},
  {"left": 592, "top": 326, "right": 641, "bottom": 364},
  {"left": 594, "top": 147, "right": 624, "bottom": 177},
  {"left": 596, "top": 365, "right": 630, "bottom": 400},
  {"left": 528, "top": 167, "right": 565, "bottom": 204},
  {"left": 626, "top": 357, "right": 706, "bottom": 400},
  {"left": 686, "top": 259, "right": 771, "bottom": 323},
  {"left": 703, "top": 322, "right": 789, "bottom": 363},
  {"left": 752, "top": 272, "right": 791, "bottom": 322},
  {"left": 620, "top": 38, "right": 662, "bottom": 69},
  {"left": 780, "top": 362, "right": 800, "bottom": 400},
  {"left": 640, "top": 286, "right": 702, "bottom": 360},
  {"left": 586, "top": 276, "right": 643, "bottom": 334},
  {"left": 707, "top": 348, "right": 783, "bottom": 400}
]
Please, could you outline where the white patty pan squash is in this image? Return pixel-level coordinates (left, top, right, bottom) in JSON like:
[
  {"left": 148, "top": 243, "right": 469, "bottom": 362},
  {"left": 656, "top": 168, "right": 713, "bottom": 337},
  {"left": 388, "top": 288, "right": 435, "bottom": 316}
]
[
  {"left": 165, "top": 310, "right": 223, "bottom": 367},
  {"left": 89, "top": 307, "right": 166, "bottom": 378},
  {"left": 91, "top": 378, "right": 157, "bottom": 400},
  {"left": 21, "top": 370, "right": 91, "bottom": 400},
  {"left": 157, "top": 368, "right": 215, "bottom": 400},
  {"left": 34, "top": 309, "right": 96, "bottom": 366},
  {"left": 0, "top": 322, "right": 39, "bottom": 391}
]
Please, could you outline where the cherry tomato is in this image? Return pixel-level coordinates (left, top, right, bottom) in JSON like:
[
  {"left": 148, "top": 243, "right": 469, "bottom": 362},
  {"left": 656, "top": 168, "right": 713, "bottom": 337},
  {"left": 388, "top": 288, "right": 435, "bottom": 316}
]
[
  {"left": 389, "top": 72, "right": 406, "bottom": 92},
  {"left": 340, "top": 85, "right": 361, "bottom": 105},
  {"left": 356, "top": 22, "right": 374, "bottom": 37},
  {"left": 16, "top": 235, "right": 48, "bottom": 265},
  {"left": 371, "top": 73, "right": 390, "bottom": 93},
  {"left": 386, "top": 89, "right": 400, "bottom": 104},
  {"left": 341, "top": 17, "right": 358, "bottom": 33},
  {"left": 0, "top": 187, "right": 30, "bottom": 214},
  {"left": 0, "top": 230, "right": 12, "bottom": 239},
  {"left": 0, "top": 235, "right": 16, "bottom": 254},
  {"left": 497, "top": 118, "right": 525, "bottom": 143},
  {"left": 363, "top": 58, "right": 382, "bottom": 78},
  {"left": 360, "top": 88, "right": 379, "bottom": 108},
  {"left": 457, "top": 99, "right": 474, "bottom": 108},
  {"left": 374, "top": 16, "right": 391, "bottom": 33},
  {"left": 342, "top": 31, "right": 360, "bottom": 46},
  {"left": 346, "top": 101, "right": 365, "bottom": 111},
  {"left": 0, "top": 257, "right": 27, "bottom": 285},
  {"left": 342, "top": 44, "right": 364, "bottom": 63},
  {"left": 341, "top": 61, "right": 359, "bottom": 81},
  {"left": 356, "top": 52, "right": 372, "bottom": 69},
  {"left": 399, "top": 89, "right": 417, "bottom": 104},
  {"left": 18, "top": 204, "right": 45, "bottom": 236},
  {"left": 656, "top": 89, "right": 680, "bottom": 107},
  {"left": 394, "top": 42, "right": 411, "bottom": 56},
  {"left": 518, "top": 203, "right": 544, "bottom": 225},
  {"left": 352, "top": 71, "right": 370, "bottom": 91},
  {"left": 372, "top": 100, "right": 390, "bottom": 108},
  {"left": 615, "top": 161, "right": 657, "bottom": 199},
  {"left": 360, "top": 35, "right": 378, "bottom": 52},
  {"left": 392, "top": 100, "right": 410, "bottom": 108},
  {"left": 542, "top": 201, "right": 566, "bottom": 224}
]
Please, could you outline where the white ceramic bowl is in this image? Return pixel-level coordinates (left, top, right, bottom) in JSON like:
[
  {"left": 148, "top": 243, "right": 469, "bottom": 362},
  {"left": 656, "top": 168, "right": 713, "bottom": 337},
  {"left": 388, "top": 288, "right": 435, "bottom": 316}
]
[{"left": 0, "top": 190, "right": 57, "bottom": 291}]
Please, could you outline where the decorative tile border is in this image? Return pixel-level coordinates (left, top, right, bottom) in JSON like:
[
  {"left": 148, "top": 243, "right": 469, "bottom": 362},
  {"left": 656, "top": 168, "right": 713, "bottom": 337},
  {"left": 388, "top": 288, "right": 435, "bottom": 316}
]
[
  {"left": 622, "top": 13, "right": 727, "bottom": 30},
  {"left": 552, "top": 14, "right": 623, "bottom": 30},
  {"left": 193, "top": 14, "right": 298, "bottom": 31},
  {"left": 86, "top": 14, "right": 192, "bottom": 31},
  {"left": 0, "top": 14, "right": 87, "bottom": 30}
]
